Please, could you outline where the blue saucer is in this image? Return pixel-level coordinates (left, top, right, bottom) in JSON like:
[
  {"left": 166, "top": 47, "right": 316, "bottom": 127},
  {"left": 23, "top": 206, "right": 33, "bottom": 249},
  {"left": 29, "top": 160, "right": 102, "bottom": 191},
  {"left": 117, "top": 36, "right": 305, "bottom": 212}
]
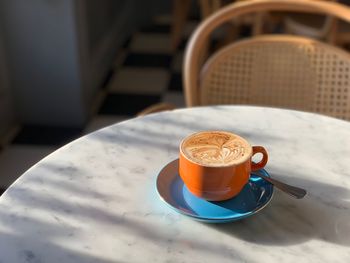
[{"left": 156, "top": 159, "right": 274, "bottom": 223}]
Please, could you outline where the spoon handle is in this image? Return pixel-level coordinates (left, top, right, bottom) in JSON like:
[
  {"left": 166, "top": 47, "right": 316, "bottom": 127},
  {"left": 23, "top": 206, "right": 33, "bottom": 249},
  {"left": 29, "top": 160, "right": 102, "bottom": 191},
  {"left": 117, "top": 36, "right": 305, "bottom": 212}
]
[{"left": 253, "top": 171, "right": 307, "bottom": 199}]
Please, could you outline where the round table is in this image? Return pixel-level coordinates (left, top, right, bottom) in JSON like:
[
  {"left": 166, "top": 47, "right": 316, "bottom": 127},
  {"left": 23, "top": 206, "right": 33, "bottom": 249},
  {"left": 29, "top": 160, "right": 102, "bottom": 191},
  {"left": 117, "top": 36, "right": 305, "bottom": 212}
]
[{"left": 0, "top": 106, "right": 349, "bottom": 262}]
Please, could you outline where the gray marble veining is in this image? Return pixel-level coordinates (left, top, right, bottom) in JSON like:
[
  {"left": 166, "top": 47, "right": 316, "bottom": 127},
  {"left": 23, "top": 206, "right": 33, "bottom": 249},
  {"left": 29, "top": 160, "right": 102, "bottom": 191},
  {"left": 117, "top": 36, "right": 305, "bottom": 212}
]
[{"left": 0, "top": 106, "right": 349, "bottom": 262}]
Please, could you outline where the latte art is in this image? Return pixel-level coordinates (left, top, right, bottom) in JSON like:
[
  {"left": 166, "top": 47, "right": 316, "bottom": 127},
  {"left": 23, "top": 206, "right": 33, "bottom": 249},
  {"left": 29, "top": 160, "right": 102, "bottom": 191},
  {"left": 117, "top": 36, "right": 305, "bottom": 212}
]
[{"left": 181, "top": 131, "right": 251, "bottom": 166}]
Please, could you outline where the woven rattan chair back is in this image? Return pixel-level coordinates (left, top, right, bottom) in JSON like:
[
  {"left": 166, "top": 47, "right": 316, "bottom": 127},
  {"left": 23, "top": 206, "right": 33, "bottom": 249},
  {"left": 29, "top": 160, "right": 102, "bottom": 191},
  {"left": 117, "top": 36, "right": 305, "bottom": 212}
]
[{"left": 184, "top": 0, "right": 350, "bottom": 121}]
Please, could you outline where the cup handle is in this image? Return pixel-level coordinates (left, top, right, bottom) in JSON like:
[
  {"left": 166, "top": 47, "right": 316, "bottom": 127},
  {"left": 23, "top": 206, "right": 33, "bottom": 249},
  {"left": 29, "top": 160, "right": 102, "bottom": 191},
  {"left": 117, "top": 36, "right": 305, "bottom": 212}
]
[{"left": 251, "top": 146, "right": 268, "bottom": 171}]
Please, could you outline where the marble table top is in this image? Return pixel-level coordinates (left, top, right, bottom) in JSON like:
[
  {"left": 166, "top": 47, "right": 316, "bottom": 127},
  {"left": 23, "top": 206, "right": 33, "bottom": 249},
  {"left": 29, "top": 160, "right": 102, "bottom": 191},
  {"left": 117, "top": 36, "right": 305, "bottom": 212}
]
[{"left": 0, "top": 106, "right": 349, "bottom": 263}]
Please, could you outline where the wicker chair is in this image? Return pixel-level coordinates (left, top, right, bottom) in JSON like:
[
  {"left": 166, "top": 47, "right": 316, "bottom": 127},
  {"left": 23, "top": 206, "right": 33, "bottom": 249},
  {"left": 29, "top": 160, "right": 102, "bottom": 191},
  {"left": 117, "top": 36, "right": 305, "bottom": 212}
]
[{"left": 184, "top": 0, "right": 350, "bottom": 121}]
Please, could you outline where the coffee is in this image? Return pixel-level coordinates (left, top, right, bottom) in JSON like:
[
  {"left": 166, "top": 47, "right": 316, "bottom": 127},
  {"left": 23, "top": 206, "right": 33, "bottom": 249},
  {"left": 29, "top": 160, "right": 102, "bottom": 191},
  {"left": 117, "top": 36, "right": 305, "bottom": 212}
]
[
  {"left": 179, "top": 130, "right": 268, "bottom": 200},
  {"left": 180, "top": 131, "right": 252, "bottom": 167}
]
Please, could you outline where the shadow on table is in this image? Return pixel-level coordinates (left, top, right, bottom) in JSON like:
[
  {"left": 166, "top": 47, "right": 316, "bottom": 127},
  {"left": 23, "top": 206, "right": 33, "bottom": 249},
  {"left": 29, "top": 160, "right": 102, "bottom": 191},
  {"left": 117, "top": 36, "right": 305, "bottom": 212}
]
[
  {"left": 0, "top": 162, "right": 348, "bottom": 260},
  {"left": 0, "top": 188, "right": 242, "bottom": 261},
  {"left": 204, "top": 170, "right": 350, "bottom": 246},
  {"left": 0, "top": 162, "right": 249, "bottom": 261},
  {"left": 85, "top": 108, "right": 350, "bottom": 247},
  {"left": 0, "top": 231, "right": 118, "bottom": 263}
]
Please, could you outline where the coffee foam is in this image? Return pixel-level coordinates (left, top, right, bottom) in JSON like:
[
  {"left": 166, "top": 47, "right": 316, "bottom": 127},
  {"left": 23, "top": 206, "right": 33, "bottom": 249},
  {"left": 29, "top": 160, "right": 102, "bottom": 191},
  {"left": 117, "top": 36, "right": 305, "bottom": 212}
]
[{"left": 181, "top": 131, "right": 251, "bottom": 166}]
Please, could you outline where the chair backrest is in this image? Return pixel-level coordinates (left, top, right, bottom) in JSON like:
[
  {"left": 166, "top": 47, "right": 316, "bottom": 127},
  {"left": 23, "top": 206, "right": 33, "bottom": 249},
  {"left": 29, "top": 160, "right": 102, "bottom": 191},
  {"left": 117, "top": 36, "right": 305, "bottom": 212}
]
[{"left": 184, "top": 0, "right": 350, "bottom": 121}]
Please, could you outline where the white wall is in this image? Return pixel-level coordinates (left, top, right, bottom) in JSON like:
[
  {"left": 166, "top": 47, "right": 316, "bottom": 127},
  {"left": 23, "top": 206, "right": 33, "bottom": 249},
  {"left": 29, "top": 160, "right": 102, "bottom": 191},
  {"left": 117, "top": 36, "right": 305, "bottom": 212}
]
[
  {"left": 0, "top": 0, "right": 86, "bottom": 127},
  {"left": 0, "top": 0, "right": 171, "bottom": 128},
  {"left": 0, "top": 27, "right": 15, "bottom": 138}
]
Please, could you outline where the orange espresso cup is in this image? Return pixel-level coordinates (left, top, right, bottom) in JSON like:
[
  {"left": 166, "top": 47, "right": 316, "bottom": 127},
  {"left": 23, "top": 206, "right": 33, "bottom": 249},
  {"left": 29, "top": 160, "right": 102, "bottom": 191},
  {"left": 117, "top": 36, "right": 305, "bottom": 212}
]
[{"left": 179, "top": 131, "right": 268, "bottom": 201}]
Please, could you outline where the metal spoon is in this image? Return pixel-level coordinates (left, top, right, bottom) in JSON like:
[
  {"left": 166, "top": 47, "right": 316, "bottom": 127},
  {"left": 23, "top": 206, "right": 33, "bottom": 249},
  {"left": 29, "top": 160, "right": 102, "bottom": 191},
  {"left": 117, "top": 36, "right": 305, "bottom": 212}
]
[{"left": 253, "top": 171, "right": 307, "bottom": 199}]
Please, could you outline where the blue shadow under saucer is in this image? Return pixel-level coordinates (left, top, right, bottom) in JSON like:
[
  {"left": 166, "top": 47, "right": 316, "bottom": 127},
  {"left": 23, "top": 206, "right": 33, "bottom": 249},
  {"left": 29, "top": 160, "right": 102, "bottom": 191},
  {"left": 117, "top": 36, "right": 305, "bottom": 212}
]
[{"left": 156, "top": 159, "right": 274, "bottom": 223}]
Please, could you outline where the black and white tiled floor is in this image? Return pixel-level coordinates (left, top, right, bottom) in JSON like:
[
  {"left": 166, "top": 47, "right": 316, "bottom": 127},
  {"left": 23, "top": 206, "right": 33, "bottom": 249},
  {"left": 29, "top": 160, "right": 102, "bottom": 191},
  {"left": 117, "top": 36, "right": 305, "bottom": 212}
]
[{"left": 0, "top": 14, "right": 193, "bottom": 194}]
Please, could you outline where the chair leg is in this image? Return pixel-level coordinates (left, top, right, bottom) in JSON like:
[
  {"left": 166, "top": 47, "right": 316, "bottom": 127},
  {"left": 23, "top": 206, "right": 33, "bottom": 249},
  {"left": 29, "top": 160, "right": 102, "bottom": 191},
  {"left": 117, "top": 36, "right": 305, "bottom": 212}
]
[
  {"left": 171, "top": 0, "right": 191, "bottom": 51},
  {"left": 224, "top": 21, "right": 239, "bottom": 44},
  {"left": 199, "top": 0, "right": 223, "bottom": 19},
  {"left": 326, "top": 17, "right": 338, "bottom": 45},
  {"left": 212, "top": 0, "right": 222, "bottom": 12},
  {"left": 199, "top": 0, "right": 212, "bottom": 19},
  {"left": 252, "top": 12, "right": 265, "bottom": 36}
]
